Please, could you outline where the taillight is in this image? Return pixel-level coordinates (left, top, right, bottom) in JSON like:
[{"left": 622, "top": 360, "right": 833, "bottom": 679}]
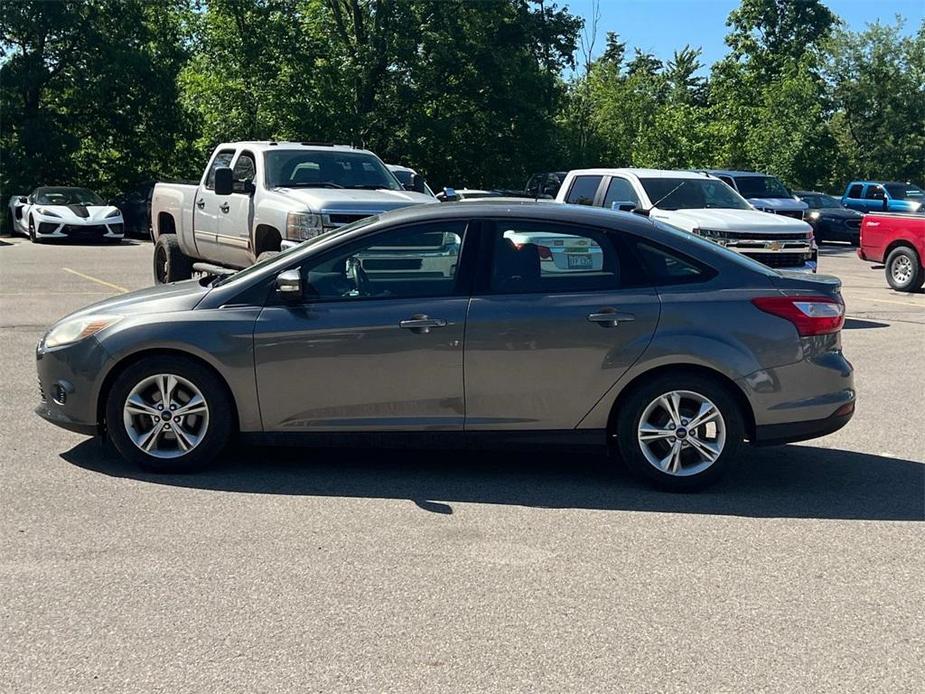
[
  {"left": 752, "top": 295, "right": 845, "bottom": 336},
  {"left": 537, "top": 245, "right": 552, "bottom": 260}
]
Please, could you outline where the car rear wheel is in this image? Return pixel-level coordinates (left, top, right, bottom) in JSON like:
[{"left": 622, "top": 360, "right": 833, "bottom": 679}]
[
  {"left": 105, "top": 356, "right": 233, "bottom": 473},
  {"left": 615, "top": 373, "right": 744, "bottom": 491},
  {"left": 885, "top": 246, "right": 925, "bottom": 292},
  {"left": 153, "top": 234, "right": 192, "bottom": 284}
]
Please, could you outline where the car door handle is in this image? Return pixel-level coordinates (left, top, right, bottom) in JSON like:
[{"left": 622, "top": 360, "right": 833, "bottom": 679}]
[
  {"left": 399, "top": 315, "right": 448, "bottom": 334},
  {"left": 196, "top": 199, "right": 205, "bottom": 209},
  {"left": 587, "top": 309, "right": 635, "bottom": 327},
  {"left": 220, "top": 203, "right": 230, "bottom": 213}
]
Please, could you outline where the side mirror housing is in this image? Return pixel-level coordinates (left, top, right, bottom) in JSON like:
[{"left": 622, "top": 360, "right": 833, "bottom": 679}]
[
  {"left": 275, "top": 268, "right": 302, "bottom": 300},
  {"left": 409, "top": 173, "right": 427, "bottom": 194},
  {"left": 213, "top": 166, "right": 234, "bottom": 196},
  {"left": 611, "top": 201, "right": 648, "bottom": 216}
]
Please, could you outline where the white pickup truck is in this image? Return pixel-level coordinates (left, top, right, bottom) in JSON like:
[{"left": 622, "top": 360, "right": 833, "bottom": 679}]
[
  {"left": 150, "top": 141, "right": 437, "bottom": 283},
  {"left": 556, "top": 168, "right": 818, "bottom": 272}
]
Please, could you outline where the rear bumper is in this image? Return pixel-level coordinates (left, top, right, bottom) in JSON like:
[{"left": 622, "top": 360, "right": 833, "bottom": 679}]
[{"left": 753, "top": 402, "right": 854, "bottom": 445}]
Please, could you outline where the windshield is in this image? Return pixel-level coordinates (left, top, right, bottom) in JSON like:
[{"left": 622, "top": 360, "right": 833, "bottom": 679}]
[
  {"left": 733, "top": 175, "right": 792, "bottom": 199},
  {"left": 265, "top": 150, "right": 402, "bottom": 190},
  {"left": 35, "top": 188, "right": 104, "bottom": 205},
  {"left": 639, "top": 178, "right": 751, "bottom": 211},
  {"left": 801, "top": 194, "right": 843, "bottom": 209},
  {"left": 214, "top": 215, "right": 381, "bottom": 286},
  {"left": 884, "top": 183, "right": 924, "bottom": 200}
]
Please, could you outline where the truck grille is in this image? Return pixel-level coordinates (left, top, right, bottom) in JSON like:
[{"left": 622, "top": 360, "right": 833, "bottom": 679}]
[
  {"left": 744, "top": 252, "right": 811, "bottom": 269},
  {"left": 324, "top": 213, "right": 373, "bottom": 228}
]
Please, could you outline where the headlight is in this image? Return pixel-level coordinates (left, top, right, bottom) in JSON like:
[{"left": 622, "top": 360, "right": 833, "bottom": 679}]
[
  {"left": 43, "top": 315, "right": 122, "bottom": 349},
  {"left": 37, "top": 207, "right": 61, "bottom": 218},
  {"left": 106, "top": 209, "right": 122, "bottom": 218},
  {"left": 807, "top": 211, "right": 820, "bottom": 220},
  {"left": 286, "top": 211, "right": 323, "bottom": 241},
  {"left": 695, "top": 228, "right": 726, "bottom": 240}
]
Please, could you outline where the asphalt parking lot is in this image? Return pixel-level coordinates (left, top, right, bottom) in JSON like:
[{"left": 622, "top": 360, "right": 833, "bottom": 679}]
[{"left": 1, "top": 235, "right": 923, "bottom": 692}]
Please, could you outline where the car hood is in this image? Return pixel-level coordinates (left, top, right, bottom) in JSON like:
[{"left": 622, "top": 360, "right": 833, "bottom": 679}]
[
  {"left": 270, "top": 187, "right": 438, "bottom": 213},
  {"left": 811, "top": 207, "right": 863, "bottom": 219},
  {"left": 651, "top": 208, "right": 812, "bottom": 234},
  {"left": 36, "top": 204, "right": 122, "bottom": 223},
  {"left": 747, "top": 197, "right": 808, "bottom": 211},
  {"left": 60, "top": 280, "right": 209, "bottom": 323}
]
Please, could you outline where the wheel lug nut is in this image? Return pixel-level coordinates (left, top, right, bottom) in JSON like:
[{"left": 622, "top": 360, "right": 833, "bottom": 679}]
[
  {"left": 670, "top": 437, "right": 676, "bottom": 442},
  {"left": 170, "top": 405, "right": 176, "bottom": 411},
  {"left": 157, "top": 404, "right": 163, "bottom": 410},
  {"left": 682, "top": 419, "right": 689, "bottom": 425}
]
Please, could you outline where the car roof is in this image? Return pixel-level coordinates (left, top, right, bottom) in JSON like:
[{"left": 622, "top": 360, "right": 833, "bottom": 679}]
[
  {"left": 701, "top": 169, "right": 776, "bottom": 177},
  {"left": 218, "top": 141, "right": 374, "bottom": 156},
  {"left": 567, "top": 168, "right": 717, "bottom": 180},
  {"left": 795, "top": 191, "right": 827, "bottom": 196},
  {"left": 847, "top": 180, "right": 910, "bottom": 185},
  {"left": 387, "top": 164, "right": 416, "bottom": 173}
]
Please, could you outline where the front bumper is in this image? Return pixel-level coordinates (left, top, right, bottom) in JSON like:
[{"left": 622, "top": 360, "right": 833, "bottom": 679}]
[
  {"left": 36, "top": 219, "right": 124, "bottom": 239},
  {"left": 35, "top": 336, "right": 111, "bottom": 436}
]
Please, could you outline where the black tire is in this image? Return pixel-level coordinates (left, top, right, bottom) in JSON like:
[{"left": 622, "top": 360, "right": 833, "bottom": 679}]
[
  {"left": 885, "top": 246, "right": 925, "bottom": 292},
  {"left": 614, "top": 372, "right": 745, "bottom": 491},
  {"left": 153, "top": 234, "right": 192, "bottom": 284},
  {"left": 105, "top": 355, "right": 234, "bottom": 473},
  {"left": 28, "top": 216, "right": 38, "bottom": 243}
]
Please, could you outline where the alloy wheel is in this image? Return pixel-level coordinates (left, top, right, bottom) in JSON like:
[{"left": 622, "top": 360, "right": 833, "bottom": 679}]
[
  {"left": 636, "top": 390, "right": 726, "bottom": 477},
  {"left": 891, "top": 255, "right": 913, "bottom": 285},
  {"left": 122, "top": 373, "right": 210, "bottom": 459}
]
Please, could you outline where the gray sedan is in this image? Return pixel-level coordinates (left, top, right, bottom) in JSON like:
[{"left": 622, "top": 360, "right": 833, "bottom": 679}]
[{"left": 35, "top": 202, "right": 855, "bottom": 490}]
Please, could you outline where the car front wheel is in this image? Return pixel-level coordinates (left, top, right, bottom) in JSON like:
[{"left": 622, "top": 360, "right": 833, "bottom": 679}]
[
  {"left": 615, "top": 373, "right": 745, "bottom": 491},
  {"left": 105, "top": 356, "right": 233, "bottom": 473}
]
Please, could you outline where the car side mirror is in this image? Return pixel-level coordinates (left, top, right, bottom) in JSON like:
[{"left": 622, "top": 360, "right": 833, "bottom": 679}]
[
  {"left": 610, "top": 201, "right": 648, "bottom": 216},
  {"left": 214, "top": 167, "right": 234, "bottom": 196},
  {"left": 275, "top": 268, "right": 302, "bottom": 300},
  {"left": 18, "top": 196, "right": 27, "bottom": 204}
]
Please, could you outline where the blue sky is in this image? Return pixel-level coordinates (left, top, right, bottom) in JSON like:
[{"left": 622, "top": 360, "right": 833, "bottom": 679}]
[{"left": 562, "top": 0, "right": 924, "bottom": 72}]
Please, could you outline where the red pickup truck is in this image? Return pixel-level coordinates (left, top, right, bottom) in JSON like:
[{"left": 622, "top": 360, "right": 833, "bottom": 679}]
[{"left": 858, "top": 212, "right": 925, "bottom": 291}]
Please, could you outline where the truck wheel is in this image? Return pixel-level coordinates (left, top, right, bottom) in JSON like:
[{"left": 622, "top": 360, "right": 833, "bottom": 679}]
[
  {"left": 153, "top": 234, "right": 192, "bottom": 284},
  {"left": 885, "top": 246, "right": 925, "bottom": 292}
]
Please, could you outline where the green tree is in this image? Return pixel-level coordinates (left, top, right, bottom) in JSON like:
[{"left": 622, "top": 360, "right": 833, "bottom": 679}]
[{"left": 826, "top": 19, "right": 925, "bottom": 185}]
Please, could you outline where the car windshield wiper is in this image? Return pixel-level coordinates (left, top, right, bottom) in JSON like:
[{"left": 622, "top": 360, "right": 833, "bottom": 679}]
[{"left": 279, "top": 182, "right": 344, "bottom": 189}]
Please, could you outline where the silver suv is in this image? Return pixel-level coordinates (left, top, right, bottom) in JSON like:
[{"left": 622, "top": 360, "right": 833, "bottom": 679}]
[{"left": 35, "top": 202, "right": 854, "bottom": 490}]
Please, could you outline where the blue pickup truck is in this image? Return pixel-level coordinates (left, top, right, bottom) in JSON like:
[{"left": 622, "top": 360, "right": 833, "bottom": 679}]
[{"left": 841, "top": 181, "right": 924, "bottom": 214}]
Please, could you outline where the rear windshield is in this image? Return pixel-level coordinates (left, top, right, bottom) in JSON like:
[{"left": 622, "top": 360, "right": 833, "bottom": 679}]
[{"left": 732, "top": 175, "right": 792, "bottom": 199}]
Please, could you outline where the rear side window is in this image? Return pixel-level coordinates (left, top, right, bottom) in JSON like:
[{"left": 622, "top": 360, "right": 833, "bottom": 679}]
[
  {"left": 635, "top": 242, "right": 712, "bottom": 285},
  {"left": 847, "top": 184, "right": 863, "bottom": 198},
  {"left": 865, "top": 185, "right": 885, "bottom": 200},
  {"left": 565, "top": 176, "right": 602, "bottom": 206},
  {"left": 487, "top": 220, "right": 622, "bottom": 294},
  {"left": 603, "top": 177, "right": 640, "bottom": 209},
  {"left": 205, "top": 150, "right": 235, "bottom": 189}
]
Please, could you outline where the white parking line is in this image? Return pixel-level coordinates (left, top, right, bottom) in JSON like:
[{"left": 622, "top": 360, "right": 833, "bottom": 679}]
[{"left": 61, "top": 267, "right": 128, "bottom": 293}]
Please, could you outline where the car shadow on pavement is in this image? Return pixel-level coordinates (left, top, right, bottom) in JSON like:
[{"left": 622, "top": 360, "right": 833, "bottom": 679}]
[
  {"left": 843, "top": 318, "right": 890, "bottom": 330},
  {"left": 62, "top": 439, "right": 924, "bottom": 522}
]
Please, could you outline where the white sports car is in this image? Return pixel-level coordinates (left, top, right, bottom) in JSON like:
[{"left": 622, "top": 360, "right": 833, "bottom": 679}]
[{"left": 8, "top": 187, "right": 124, "bottom": 243}]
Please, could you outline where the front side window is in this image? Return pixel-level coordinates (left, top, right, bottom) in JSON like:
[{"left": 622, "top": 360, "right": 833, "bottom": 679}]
[
  {"left": 205, "top": 150, "right": 236, "bottom": 189},
  {"left": 489, "top": 221, "right": 621, "bottom": 293},
  {"left": 639, "top": 178, "right": 751, "bottom": 211},
  {"left": 565, "top": 176, "right": 602, "bottom": 206},
  {"left": 732, "top": 175, "right": 791, "bottom": 199},
  {"left": 301, "top": 221, "right": 466, "bottom": 301},
  {"left": 265, "top": 150, "right": 402, "bottom": 191},
  {"left": 847, "top": 184, "right": 863, "bottom": 198},
  {"left": 603, "top": 177, "right": 640, "bottom": 209}
]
